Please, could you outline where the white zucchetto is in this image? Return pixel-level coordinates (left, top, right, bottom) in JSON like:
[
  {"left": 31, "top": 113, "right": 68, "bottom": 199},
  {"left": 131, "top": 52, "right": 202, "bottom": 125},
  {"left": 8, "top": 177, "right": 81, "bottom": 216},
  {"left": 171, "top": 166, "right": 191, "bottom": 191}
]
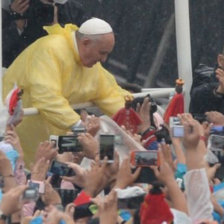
[{"left": 79, "top": 18, "right": 113, "bottom": 35}]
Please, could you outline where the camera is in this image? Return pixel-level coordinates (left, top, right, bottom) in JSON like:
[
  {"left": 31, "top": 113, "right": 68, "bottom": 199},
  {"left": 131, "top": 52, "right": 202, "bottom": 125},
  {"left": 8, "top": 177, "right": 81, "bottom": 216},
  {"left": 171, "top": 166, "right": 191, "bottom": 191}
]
[
  {"left": 99, "top": 134, "right": 115, "bottom": 163},
  {"left": 131, "top": 94, "right": 157, "bottom": 114},
  {"left": 23, "top": 187, "right": 39, "bottom": 202},
  {"left": 28, "top": 180, "right": 45, "bottom": 194},
  {"left": 169, "top": 117, "right": 184, "bottom": 138}
]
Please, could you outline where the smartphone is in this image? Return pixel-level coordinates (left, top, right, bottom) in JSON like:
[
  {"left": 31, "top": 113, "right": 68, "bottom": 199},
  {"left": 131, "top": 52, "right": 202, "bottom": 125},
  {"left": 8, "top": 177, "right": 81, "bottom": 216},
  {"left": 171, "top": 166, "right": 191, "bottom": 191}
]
[
  {"left": 99, "top": 135, "right": 115, "bottom": 162},
  {"left": 118, "top": 195, "right": 145, "bottom": 209},
  {"left": 130, "top": 151, "right": 158, "bottom": 167},
  {"left": 23, "top": 187, "right": 39, "bottom": 202},
  {"left": 28, "top": 180, "right": 45, "bottom": 194},
  {"left": 73, "top": 202, "right": 93, "bottom": 220},
  {"left": 49, "top": 160, "right": 75, "bottom": 177},
  {"left": 133, "top": 167, "right": 157, "bottom": 184},
  {"left": 72, "top": 127, "right": 86, "bottom": 136},
  {"left": 58, "top": 136, "right": 82, "bottom": 154}
]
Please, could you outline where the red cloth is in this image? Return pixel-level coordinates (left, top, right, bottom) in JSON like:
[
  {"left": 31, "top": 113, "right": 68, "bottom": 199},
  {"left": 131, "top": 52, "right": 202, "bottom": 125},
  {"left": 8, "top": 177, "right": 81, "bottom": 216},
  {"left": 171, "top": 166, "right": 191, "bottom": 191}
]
[
  {"left": 73, "top": 191, "right": 91, "bottom": 206},
  {"left": 8, "top": 88, "right": 20, "bottom": 115},
  {"left": 140, "top": 193, "right": 173, "bottom": 224},
  {"left": 164, "top": 93, "right": 184, "bottom": 124},
  {"left": 113, "top": 107, "right": 142, "bottom": 134}
]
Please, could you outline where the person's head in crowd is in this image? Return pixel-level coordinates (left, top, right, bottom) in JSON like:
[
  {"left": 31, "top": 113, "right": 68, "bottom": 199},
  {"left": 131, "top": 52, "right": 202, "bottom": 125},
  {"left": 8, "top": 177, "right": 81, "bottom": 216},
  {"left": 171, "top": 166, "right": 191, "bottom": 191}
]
[{"left": 76, "top": 18, "right": 115, "bottom": 68}]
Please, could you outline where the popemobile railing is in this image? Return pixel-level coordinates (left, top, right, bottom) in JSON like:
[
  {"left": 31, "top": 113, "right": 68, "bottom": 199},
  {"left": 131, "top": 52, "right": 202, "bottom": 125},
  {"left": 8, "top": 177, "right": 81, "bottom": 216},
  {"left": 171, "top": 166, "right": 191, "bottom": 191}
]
[{"left": 22, "top": 88, "right": 175, "bottom": 116}]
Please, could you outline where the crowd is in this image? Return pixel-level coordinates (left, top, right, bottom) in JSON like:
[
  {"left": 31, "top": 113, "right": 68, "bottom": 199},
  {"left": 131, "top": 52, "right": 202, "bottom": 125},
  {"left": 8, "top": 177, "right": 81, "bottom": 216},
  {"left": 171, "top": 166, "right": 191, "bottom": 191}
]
[
  {"left": 1, "top": 96, "right": 224, "bottom": 224},
  {"left": 2, "top": 0, "right": 224, "bottom": 224}
]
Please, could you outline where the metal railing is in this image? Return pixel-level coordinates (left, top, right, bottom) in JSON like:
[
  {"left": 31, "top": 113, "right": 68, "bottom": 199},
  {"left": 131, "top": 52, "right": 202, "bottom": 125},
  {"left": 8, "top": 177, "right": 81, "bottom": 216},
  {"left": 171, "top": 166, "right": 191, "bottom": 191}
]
[{"left": 23, "top": 88, "right": 174, "bottom": 116}]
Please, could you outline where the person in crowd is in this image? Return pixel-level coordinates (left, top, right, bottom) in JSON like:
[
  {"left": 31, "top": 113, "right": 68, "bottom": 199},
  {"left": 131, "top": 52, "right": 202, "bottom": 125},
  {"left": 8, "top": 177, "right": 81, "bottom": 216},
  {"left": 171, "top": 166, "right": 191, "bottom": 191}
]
[
  {"left": 190, "top": 54, "right": 224, "bottom": 115},
  {"left": 2, "top": 88, "right": 224, "bottom": 223},
  {"left": 2, "top": 0, "right": 90, "bottom": 68},
  {"left": 3, "top": 17, "right": 131, "bottom": 163}
]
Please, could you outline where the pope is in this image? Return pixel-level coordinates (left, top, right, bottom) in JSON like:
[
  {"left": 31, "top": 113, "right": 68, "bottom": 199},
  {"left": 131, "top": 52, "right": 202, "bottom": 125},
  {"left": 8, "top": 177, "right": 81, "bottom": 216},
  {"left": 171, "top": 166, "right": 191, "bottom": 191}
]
[{"left": 3, "top": 18, "right": 131, "bottom": 164}]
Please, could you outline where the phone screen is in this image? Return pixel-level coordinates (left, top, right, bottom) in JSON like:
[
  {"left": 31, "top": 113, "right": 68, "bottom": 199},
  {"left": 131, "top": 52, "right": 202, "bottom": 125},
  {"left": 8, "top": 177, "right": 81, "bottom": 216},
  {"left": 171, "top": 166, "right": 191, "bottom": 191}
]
[
  {"left": 49, "top": 161, "right": 75, "bottom": 176},
  {"left": 29, "top": 181, "right": 40, "bottom": 190},
  {"left": 172, "top": 126, "right": 184, "bottom": 137},
  {"left": 58, "top": 136, "right": 82, "bottom": 153},
  {"left": 99, "top": 135, "right": 114, "bottom": 161},
  {"left": 133, "top": 151, "right": 157, "bottom": 167},
  {"left": 23, "top": 187, "right": 39, "bottom": 201}
]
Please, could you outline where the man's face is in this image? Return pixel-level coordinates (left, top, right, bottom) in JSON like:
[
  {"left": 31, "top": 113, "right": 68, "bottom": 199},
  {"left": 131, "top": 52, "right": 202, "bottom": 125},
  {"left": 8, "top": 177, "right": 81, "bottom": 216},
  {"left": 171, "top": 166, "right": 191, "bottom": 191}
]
[{"left": 79, "top": 33, "right": 115, "bottom": 68}]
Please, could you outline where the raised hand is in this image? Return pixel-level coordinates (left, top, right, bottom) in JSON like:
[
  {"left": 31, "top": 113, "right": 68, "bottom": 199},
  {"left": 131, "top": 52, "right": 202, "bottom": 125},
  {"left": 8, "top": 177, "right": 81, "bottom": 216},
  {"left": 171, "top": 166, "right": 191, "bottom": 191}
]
[
  {"left": 35, "top": 141, "right": 57, "bottom": 163},
  {"left": 10, "top": 0, "right": 30, "bottom": 14},
  {"left": 92, "top": 190, "right": 117, "bottom": 224},
  {"left": 113, "top": 158, "right": 141, "bottom": 189},
  {"left": 0, "top": 185, "right": 27, "bottom": 215},
  {"left": 77, "top": 133, "right": 98, "bottom": 159}
]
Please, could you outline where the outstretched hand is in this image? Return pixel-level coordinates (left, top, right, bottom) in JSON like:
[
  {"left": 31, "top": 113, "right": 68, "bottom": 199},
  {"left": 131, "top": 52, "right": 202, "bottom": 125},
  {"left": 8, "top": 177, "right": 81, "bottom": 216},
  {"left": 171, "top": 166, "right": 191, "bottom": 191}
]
[{"left": 178, "top": 113, "right": 204, "bottom": 150}]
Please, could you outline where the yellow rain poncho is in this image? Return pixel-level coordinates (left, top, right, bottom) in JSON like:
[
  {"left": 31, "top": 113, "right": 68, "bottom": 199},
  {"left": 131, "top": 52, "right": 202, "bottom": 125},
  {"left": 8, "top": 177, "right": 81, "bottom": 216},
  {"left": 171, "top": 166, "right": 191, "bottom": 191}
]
[{"left": 3, "top": 24, "right": 130, "bottom": 165}]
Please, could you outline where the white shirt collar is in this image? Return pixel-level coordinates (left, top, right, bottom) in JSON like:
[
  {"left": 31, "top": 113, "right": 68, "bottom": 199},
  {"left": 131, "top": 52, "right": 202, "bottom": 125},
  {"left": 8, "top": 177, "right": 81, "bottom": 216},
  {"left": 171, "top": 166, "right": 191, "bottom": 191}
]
[{"left": 72, "top": 31, "right": 79, "bottom": 56}]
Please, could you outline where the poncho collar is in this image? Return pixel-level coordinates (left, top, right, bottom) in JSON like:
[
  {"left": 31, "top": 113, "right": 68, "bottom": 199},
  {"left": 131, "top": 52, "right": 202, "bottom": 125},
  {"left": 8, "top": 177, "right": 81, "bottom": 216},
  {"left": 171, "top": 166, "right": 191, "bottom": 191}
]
[{"left": 43, "top": 23, "right": 81, "bottom": 64}]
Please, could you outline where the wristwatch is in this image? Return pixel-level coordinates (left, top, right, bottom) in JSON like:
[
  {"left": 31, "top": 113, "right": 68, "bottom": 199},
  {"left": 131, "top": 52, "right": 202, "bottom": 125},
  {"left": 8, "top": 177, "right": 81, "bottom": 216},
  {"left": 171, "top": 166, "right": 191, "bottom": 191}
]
[{"left": 0, "top": 210, "right": 8, "bottom": 220}]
